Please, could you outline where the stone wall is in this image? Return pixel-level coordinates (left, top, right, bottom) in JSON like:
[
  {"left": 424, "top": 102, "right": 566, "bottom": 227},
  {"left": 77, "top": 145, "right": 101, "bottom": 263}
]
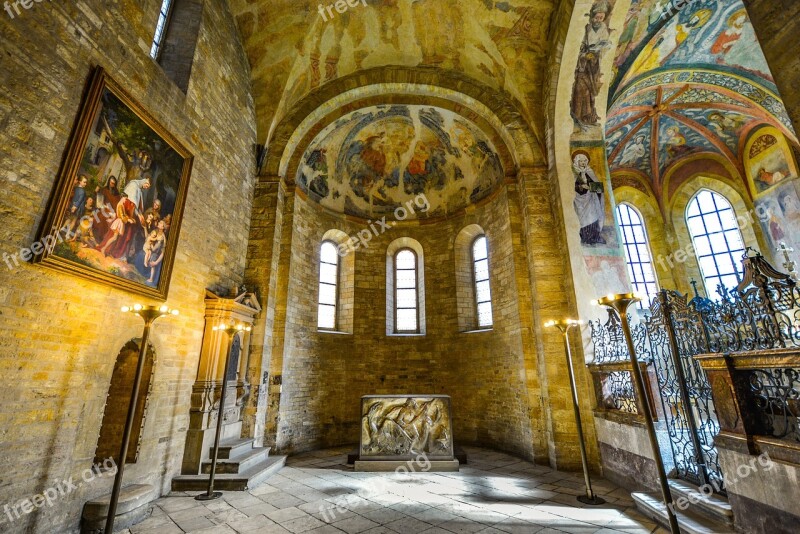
[
  {"left": 718, "top": 444, "right": 800, "bottom": 532},
  {"left": 272, "top": 191, "right": 539, "bottom": 460},
  {"left": 593, "top": 416, "right": 660, "bottom": 493},
  {"left": 745, "top": 0, "right": 800, "bottom": 134},
  {"left": 0, "top": 1, "right": 255, "bottom": 532}
]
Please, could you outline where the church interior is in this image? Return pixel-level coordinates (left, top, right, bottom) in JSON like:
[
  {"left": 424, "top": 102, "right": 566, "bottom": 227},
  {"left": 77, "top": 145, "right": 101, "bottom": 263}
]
[{"left": 1, "top": 0, "right": 800, "bottom": 533}]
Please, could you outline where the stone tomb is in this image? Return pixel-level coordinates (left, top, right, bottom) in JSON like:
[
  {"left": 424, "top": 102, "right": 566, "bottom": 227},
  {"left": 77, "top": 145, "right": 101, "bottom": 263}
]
[{"left": 354, "top": 395, "right": 459, "bottom": 472}]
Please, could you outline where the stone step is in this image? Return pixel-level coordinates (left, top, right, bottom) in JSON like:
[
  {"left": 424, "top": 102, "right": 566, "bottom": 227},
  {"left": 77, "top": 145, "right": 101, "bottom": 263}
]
[
  {"left": 201, "top": 446, "right": 271, "bottom": 474},
  {"left": 212, "top": 437, "right": 256, "bottom": 460},
  {"left": 632, "top": 492, "right": 735, "bottom": 534},
  {"left": 81, "top": 483, "right": 155, "bottom": 533},
  {"left": 668, "top": 479, "right": 733, "bottom": 528},
  {"left": 171, "top": 455, "right": 286, "bottom": 492}
]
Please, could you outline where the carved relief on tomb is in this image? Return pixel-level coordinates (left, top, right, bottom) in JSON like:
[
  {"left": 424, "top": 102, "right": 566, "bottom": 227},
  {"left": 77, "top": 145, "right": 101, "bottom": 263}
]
[{"left": 360, "top": 395, "right": 454, "bottom": 459}]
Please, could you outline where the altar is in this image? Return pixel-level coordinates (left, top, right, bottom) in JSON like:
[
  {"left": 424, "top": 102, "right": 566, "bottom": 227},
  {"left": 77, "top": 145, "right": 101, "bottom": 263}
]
[{"left": 354, "top": 395, "right": 460, "bottom": 472}]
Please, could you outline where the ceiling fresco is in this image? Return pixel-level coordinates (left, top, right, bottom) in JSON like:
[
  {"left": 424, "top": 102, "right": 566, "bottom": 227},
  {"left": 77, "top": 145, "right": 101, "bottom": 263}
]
[
  {"left": 605, "top": 0, "right": 799, "bottom": 202},
  {"left": 605, "top": 83, "right": 789, "bottom": 192},
  {"left": 230, "top": 0, "right": 555, "bottom": 156},
  {"left": 624, "top": 0, "right": 772, "bottom": 87},
  {"left": 296, "top": 105, "right": 505, "bottom": 220},
  {"left": 613, "top": 0, "right": 773, "bottom": 92}
]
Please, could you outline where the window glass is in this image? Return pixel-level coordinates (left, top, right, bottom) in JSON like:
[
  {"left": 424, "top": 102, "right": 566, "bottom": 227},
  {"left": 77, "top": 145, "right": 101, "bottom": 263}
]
[
  {"left": 150, "top": 0, "right": 174, "bottom": 59},
  {"left": 615, "top": 204, "right": 659, "bottom": 306},
  {"left": 395, "top": 249, "right": 418, "bottom": 332},
  {"left": 472, "top": 236, "right": 493, "bottom": 328},
  {"left": 317, "top": 241, "right": 339, "bottom": 330},
  {"left": 686, "top": 190, "right": 745, "bottom": 300}
]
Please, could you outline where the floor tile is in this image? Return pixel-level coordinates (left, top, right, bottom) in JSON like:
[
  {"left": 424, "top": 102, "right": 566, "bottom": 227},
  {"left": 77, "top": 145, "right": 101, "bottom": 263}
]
[{"left": 149, "top": 448, "right": 661, "bottom": 534}]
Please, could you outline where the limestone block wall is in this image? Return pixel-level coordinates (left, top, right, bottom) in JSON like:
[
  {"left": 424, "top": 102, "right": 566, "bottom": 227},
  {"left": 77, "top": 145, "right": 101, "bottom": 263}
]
[
  {"left": 273, "top": 191, "right": 538, "bottom": 459},
  {"left": 593, "top": 416, "right": 660, "bottom": 493},
  {"left": 744, "top": 0, "right": 800, "bottom": 133},
  {"left": 718, "top": 446, "right": 800, "bottom": 532},
  {"left": 0, "top": 1, "right": 255, "bottom": 532}
]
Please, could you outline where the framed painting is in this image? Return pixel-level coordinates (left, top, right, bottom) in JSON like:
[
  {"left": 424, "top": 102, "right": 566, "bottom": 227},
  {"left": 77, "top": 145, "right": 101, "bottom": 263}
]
[{"left": 33, "top": 66, "right": 193, "bottom": 300}]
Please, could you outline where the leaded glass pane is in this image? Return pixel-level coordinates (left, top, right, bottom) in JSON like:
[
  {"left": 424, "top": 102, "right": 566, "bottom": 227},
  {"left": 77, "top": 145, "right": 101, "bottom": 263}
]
[
  {"left": 686, "top": 191, "right": 745, "bottom": 300},
  {"left": 614, "top": 204, "right": 659, "bottom": 307}
]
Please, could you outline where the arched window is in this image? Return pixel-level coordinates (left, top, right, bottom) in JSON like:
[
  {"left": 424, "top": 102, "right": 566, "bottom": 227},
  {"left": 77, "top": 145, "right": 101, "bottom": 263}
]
[
  {"left": 149, "top": 0, "right": 174, "bottom": 60},
  {"left": 686, "top": 190, "right": 745, "bottom": 300},
  {"left": 317, "top": 241, "right": 339, "bottom": 330},
  {"left": 615, "top": 203, "right": 658, "bottom": 306},
  {"left": 472, "top": 236, "right": 493, "bottom": 328},
  {"left": 394, "top": 249, "right": 419, "bottom": 333}
]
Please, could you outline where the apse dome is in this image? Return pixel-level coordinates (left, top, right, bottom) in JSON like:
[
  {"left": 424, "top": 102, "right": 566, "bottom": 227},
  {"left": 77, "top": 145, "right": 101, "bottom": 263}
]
[{"left": 295, "top": 105, "right": 505, "bottom": 220}]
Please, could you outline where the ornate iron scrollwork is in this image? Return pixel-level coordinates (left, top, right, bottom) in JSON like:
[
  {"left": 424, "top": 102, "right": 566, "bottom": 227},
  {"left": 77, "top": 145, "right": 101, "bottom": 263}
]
[
  {"left": 750, "top": 368, "right": 800, "bottom": 443},
  {"left": 646, "top": 290, "right": 724, "bottom": 493},
  {"left": 605, "top": 371, "right": 637, "bottom": 414},
  {"left": 590, "top": 309, "right": 647, "bottom": 363}
]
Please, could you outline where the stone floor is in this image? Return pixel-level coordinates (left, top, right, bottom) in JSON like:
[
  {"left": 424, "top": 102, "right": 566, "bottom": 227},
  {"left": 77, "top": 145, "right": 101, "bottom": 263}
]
[{"left": 125, "top": 447, "right": 667, "bottom": 534}]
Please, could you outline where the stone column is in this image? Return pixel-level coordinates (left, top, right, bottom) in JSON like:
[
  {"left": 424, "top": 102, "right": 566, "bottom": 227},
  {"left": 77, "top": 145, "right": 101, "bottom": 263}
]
[
  {"left": 505, "top": 180, "right": 550, "bottom": 463},
  {"left": 516, "top": 166, "right": 600, "bottom": 471},
  {"left": 242, "top": 178, "right": 281, "bottom": 446},
  {"left": 244, "top": 180, "right": 296, "bottom": 450}
]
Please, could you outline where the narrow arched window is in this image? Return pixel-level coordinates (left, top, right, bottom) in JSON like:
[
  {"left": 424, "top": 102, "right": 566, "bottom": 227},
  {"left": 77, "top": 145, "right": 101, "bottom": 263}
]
[
  {"left": 150, "top": 0, "right": 174, "bottom": 60},
  {"left": 395, "top": 249, "right": 419, "bottom": 333},
  {"left": 686, "top": 190, "right": 745, "bottom": 300},
  {"left": 615, "top": 204, "right": 658, "bottom": 307},
  {"left": 472, "top": 236, "right": 493, "bottom": 328},
  {"left": 317, "top": 241, "right": 339, "bottom": 330}
]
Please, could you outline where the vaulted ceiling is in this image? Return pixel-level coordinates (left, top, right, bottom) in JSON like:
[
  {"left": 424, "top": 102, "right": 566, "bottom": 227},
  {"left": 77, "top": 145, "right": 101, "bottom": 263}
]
[
  {"left": 605, "top": 0, "right": 798, "bottom": 203},
  {"left": 229, "top": 0, "right": 557, "bottom": 178}
]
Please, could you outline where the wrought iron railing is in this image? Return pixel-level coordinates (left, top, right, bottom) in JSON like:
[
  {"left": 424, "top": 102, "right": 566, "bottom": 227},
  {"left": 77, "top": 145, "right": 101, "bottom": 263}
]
[
  {"left": 589, "top": 309, "right": 649, "bottom": 364},
  {"left": 587, "top": 250, "right": 800, "bottom": 492},
  {"left": 699, "top": 252, "right": 800, "bottom": 352}
]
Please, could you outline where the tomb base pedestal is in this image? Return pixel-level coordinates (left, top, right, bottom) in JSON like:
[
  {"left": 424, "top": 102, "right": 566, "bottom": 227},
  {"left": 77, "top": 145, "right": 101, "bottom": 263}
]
[{"left": 354, "top": 459, "right": 460, "bottom": 472}]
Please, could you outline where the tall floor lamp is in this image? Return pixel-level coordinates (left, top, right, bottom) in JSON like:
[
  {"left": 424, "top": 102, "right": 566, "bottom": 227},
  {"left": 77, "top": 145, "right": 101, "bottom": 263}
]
[
  {"left": 545, "top": 318, "right": 605, "bottom": 505},
  {"left": 594, "top": 293, "right": 679, "bottom": 534},
  {"left": 195, "top": 322, "right": 251, "bottom": 501},
  {"left": 105, "top": 304, "right": 179, "bottom": 534}
]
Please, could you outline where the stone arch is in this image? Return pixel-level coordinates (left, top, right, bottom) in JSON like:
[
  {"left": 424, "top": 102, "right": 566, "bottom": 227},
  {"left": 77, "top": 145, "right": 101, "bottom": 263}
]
[
  {"left": 94, "top": 338, "right": 156, "bottom": 466},
  {"left": 386, "top": 236, "right": 426, "bottom": 336},
  {"left": 662, "top": 153, "right": 745, "bottom": 208},
  {"left": 262, "top": 67, "right": 543, "bottom": 179}
]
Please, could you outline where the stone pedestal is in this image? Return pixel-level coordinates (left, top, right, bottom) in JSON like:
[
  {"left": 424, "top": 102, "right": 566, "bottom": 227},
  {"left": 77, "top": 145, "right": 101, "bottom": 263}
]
[
  {"left": 356, "top": 395, "right": 459, "bottom": 472},
  {"left": 81, "top": 484, "right": 154, "bottom": 534}
]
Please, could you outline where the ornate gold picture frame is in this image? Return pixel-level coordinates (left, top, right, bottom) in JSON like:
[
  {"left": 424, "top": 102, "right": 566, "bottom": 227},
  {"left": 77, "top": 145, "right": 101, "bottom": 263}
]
[{"left": 34, "top": 66, "right": 193, "bottom": 300}]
